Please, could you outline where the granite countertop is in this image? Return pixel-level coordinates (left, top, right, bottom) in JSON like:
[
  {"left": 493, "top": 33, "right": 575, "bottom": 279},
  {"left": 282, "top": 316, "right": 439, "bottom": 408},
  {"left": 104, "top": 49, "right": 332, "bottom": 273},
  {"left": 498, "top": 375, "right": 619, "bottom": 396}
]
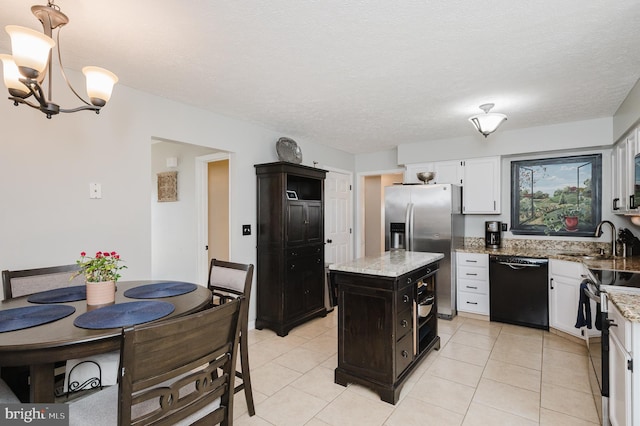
[
  {"left": 458, "top": 238, "right": 640, "bottom": 322},
  {"left": 607, "top": 290, "right": 640, "bottom": 322},
  {"left": 329, "top": 250, "right": 444, "bottom": 277}
]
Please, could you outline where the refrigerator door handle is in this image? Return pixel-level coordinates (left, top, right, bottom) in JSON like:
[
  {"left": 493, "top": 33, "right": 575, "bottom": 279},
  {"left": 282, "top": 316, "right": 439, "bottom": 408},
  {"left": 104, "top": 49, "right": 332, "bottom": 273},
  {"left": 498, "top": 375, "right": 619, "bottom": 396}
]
[
  {"left": 404, "top": 203, "right": 412, "bottom": 251},
  {"left": 409, "top": 203, "right": 415, "bottom": 251}
]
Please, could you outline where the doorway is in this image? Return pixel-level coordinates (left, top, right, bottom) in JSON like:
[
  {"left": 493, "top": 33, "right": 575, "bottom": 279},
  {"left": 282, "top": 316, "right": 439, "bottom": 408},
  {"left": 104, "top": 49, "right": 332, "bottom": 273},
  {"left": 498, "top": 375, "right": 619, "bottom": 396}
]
[
  {"left": 358, "top": 171, "right": 403, "bottom": 257},
  {"left": 151, "top": 140, "right": 228, "bottom": 283}
]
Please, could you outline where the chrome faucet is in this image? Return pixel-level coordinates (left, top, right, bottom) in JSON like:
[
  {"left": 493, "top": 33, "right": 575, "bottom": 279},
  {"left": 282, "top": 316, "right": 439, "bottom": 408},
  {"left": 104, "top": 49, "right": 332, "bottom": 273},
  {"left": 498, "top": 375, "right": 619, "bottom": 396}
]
[{"left": 594, "top": 220, "right": 616, "bottom": 257}]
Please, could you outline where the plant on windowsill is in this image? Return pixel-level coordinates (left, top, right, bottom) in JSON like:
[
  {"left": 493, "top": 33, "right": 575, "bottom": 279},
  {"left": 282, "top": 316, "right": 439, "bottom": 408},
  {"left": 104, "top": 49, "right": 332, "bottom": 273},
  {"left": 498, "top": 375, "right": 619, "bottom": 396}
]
[{"left": 74, "top": 251, "right": 127, "bottom": 305}]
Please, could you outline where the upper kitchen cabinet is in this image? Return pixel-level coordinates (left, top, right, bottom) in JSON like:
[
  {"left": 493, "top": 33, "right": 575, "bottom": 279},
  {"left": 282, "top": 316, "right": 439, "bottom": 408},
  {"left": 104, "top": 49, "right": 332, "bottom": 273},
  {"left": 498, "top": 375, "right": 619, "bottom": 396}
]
[
  {"left": 462, "top": 157, "right": 501, "bottom": 214},
  {"left": 404, "top": 160, "right": 462, "bottom": 185},
  {"left": 612, "top": 128, "right": 639, "bottom": 214},
  {"left": 404, "top": 156, "right": 501, "bottom": 214}
]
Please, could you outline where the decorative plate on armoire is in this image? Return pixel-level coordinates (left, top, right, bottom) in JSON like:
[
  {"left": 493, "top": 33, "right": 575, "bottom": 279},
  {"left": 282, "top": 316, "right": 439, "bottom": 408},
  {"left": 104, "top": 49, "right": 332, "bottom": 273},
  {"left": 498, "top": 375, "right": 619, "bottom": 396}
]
[{"left": 276, "top": 137, "right": 303, "bottom": 164}]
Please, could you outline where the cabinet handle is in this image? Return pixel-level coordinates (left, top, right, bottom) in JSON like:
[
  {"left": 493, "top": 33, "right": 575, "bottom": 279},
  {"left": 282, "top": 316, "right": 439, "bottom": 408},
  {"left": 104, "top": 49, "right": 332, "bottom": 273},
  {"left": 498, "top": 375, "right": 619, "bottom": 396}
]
[
  {"left": 401, "top": 350, "right": 409, "bottom": 358},
  {"left": 465, "top": 273, "right": 478, "bottom": 276},
  {"left": 327, "top": 239, "right": 333, "bottom": 243},
  {"left": 317, "top": 258, "right": 321, "bottom": 263},
  {"left": 290, "top": 264, "right": 295, "bottom": 270},
  {"left": 550, "top": 277, "right": 554, "bottom": 290},
  {"left": 304, "top": 220, "right": 310, "bottom": 224},
  {"left": 613, "top": 198, "right": 620, "bottom": 211},
  {"left": 493, "top": 201, "right": 496, "bottom": 210},
  {"left": 466, "top": 301, "right": 478, "bottom": 305},
  {"left": 403, "top": 295, "right": 410, "bottom": 303},
  {"left": 631, "top": 195, "right": 636, "bottom": 210},
  {"left": 465, "top": 260, "right": 478, "bottom": 263},
  {"left": 400, "top": 319, "right": 408, "bottom": 328},
  {"left": 407, "top": 277, "right": 412, "bottom": 284},
  {"left": 466, "top": 286, "right": 477, "bottom": 289}
]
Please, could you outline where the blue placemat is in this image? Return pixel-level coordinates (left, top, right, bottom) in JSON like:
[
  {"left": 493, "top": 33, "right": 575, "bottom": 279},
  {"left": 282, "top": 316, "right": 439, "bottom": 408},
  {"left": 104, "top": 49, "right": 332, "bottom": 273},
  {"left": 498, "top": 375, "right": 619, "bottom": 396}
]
[
  {"left": 0, "top": 305, "right": 76, "bottom": 333},
  {"left": 27, "top": 286, "right": 87, "bottom": 304},
  {"left": 73, "top": 301, "right": 175, "bottom": 330},
  {"left": 123, "top": 282, "right": 197, "bottom": 299}
]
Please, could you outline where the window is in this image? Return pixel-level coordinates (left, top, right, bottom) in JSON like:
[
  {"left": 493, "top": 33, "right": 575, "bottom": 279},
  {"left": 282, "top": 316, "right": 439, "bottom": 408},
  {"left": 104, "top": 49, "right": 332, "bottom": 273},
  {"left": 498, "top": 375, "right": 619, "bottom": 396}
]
[{"left": 510, "top": 154, "right": 602, "bottom": 236}]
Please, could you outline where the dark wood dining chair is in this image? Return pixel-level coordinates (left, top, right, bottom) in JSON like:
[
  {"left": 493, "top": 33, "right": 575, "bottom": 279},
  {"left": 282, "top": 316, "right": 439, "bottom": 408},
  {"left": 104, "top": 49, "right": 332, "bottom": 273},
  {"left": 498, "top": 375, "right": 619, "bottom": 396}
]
[
  {"left": 1, "top": 264, "right": 115, "bottom": 400},
  {"left": 68, "top": 298, "right": 243, "bottom": 426},
  {"left": 208, "top": 258, "right": 256, "bottom": 416},
  {"left": 2, "top": 264, "right": 84, "bottom": 300}
]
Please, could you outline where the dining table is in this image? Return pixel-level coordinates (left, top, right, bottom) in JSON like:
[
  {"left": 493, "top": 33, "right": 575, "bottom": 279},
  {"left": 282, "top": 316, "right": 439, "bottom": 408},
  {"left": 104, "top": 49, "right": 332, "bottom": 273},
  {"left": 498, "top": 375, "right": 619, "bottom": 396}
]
[{"left": 0, "top": 280, "right": 212, "bottom": 403}]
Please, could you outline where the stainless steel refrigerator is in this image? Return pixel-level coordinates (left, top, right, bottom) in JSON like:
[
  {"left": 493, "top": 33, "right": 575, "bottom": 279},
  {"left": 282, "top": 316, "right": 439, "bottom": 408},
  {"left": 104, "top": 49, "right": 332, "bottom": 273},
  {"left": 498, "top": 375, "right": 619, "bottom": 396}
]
[{"left": 384, "top": 184, "right": 464, "bottom": 319}]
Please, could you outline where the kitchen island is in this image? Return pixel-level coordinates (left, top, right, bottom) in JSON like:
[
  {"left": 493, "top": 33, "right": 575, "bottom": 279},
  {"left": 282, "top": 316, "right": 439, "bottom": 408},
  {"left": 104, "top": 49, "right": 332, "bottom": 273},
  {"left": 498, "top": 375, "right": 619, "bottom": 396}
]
[{"left": 329, "top": 250, "right": 443, "bottom": 404}]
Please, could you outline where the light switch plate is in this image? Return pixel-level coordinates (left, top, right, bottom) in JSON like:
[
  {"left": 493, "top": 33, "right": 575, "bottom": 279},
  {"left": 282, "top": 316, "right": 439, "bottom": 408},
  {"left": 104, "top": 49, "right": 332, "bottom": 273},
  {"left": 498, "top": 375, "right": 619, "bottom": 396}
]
[{"left": 89, "top": 183, "right": 102, "bottom": 199}]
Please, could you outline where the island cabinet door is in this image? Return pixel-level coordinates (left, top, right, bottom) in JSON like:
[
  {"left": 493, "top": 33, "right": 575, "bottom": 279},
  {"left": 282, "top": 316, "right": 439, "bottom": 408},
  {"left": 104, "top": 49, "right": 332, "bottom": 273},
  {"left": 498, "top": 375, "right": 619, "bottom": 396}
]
[{"left": 338, "top": 283, "right": 395, "bottom": 384}]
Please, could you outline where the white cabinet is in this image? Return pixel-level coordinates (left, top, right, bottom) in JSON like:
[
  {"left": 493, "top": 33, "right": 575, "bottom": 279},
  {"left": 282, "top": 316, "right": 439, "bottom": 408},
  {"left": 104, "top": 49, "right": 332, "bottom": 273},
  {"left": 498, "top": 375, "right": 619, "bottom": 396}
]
[
  {"left": 612, "top": 129, "right": 638, "bottom": 214},
  {"left": 404, "top": 156, "right": 501, "bottom": 214},
  {"left": 548, "top": 259, "right": 595, "bottom": 339},
  {"left": 456, "top": 252, "right": 489, "bottom": 315},
  {"left": 462, "top": 157, "right": 501, "bottom": 214},
  {"left": 434, "top": 161, "right": 463, "bottom": 185},
  {"left": 404, "top": 160, "right": 463, "bottom": 185},
  {"left": 608, "top": 301, "right": 634, "bottom": 426}
]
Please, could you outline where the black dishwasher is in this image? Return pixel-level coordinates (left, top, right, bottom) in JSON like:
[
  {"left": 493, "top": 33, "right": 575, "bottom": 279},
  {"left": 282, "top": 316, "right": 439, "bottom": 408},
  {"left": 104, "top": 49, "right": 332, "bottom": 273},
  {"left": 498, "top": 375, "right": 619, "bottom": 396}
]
[{"left": 489, "top": 255, "right": 549, "bottom": 330}]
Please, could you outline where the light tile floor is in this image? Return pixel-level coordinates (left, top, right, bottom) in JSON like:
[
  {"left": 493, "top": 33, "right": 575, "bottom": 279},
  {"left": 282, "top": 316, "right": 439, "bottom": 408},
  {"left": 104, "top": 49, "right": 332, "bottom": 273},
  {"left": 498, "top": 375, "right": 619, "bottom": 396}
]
[{"left": 233, "top": 310, "right": 600, "bottom": 426}]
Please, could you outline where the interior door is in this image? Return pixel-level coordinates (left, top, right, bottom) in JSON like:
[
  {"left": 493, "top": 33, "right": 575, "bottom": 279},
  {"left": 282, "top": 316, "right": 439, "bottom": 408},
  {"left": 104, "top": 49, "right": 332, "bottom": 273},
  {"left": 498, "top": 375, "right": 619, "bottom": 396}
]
[{"left": 325, "top": 170, "right": 353, "bottom": 265}]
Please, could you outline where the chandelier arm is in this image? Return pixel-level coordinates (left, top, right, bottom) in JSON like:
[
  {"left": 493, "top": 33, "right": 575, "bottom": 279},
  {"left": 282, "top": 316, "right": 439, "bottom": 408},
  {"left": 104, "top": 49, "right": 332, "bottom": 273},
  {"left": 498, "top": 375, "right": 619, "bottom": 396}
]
[
  {"left": 19, "top": 78, "right": 48, "bottom": 109},
  {"left": 55, "top": 28, "right": 92, "bottom": 107},
  {"left": 8, "top": 96, "right": 42, "bottom": 111},
  {"left": 58, "top": 105, "right": 100, "bottom": 114}
]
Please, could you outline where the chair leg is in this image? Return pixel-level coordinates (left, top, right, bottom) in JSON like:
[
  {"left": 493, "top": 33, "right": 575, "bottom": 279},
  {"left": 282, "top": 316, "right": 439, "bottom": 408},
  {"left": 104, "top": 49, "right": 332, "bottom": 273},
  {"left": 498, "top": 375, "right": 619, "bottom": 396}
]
[{"left": 239, "top": 330, "right": 255, "bottom": 416}]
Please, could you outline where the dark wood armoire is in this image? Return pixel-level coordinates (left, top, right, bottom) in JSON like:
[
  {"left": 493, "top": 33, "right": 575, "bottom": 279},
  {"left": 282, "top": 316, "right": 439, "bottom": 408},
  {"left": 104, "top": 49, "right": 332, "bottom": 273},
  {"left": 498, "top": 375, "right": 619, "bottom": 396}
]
[{"left": 254, "top": 162, "right": 327, "bottom": 336}]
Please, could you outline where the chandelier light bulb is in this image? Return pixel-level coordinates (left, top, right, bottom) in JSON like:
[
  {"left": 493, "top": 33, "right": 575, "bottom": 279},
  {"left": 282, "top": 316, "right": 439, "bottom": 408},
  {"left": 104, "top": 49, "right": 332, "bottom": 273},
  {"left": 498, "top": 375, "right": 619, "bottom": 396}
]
[{"left": 5, "top": 25, "right": 55, "bottom": 79}]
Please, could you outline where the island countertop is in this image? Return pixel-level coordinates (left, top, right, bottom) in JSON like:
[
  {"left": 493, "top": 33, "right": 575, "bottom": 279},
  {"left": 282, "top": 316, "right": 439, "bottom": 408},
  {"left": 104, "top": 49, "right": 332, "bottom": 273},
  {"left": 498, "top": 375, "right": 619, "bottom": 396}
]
[{"left": 329, "top": 250, "right": 444, "bottom": 277}]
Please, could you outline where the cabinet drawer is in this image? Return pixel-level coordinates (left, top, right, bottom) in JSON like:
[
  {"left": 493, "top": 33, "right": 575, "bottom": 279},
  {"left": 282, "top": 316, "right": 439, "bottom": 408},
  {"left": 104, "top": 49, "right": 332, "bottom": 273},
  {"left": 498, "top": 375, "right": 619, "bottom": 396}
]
[
  {"left": 458, "top": 292, "right": 489, "bottom": 315},
  {"left": 395, "top": 332, "right": 414, "bottom": 377},
  {"left": 457, "top": 252, "right": 488, "bottom": 268},
  {"left": 396, "top": 307, "right": 413, "bottom": 340},
  {"left": 458, "top": 278, "right": 488, "bottom": 294},
  {"left": 400, "top": 264, "right": 438, "bottom": 288},
  {"left": 458, "top": 265, "right": 488, "bottom": 281},
  {"left": 396, "top": 285, "right": 413, "bottom": 313}
]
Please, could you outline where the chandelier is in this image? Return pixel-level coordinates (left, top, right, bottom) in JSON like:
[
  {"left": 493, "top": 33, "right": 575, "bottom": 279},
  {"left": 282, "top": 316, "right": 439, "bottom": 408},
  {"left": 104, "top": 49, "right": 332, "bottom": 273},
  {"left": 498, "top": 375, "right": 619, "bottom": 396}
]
[
  {"left": 468, "top": 103, "right": 507, "bottom": 137},
  {"left": 0, "top": 1, "right": 117, "bottom": 119}
]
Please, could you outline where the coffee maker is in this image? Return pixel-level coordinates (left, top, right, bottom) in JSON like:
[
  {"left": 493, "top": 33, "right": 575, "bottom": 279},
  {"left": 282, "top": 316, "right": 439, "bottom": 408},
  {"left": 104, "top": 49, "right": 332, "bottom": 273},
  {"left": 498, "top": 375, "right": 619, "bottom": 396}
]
[{"left": 485, "top": 221, "right": 502, "bottom": 249}]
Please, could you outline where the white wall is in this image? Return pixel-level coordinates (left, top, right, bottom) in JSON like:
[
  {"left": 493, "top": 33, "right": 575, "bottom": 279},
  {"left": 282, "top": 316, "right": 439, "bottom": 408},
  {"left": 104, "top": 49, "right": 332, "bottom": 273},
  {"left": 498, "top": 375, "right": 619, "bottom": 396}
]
[
  {"left": 0, "top": 69, "right": 355, "bottom": 323},
  {"left": 150, "top": 141, "right": 218, "bottom": 282},
  {"left": 397, "top": 117, "right": 613, "bottom": 165}
]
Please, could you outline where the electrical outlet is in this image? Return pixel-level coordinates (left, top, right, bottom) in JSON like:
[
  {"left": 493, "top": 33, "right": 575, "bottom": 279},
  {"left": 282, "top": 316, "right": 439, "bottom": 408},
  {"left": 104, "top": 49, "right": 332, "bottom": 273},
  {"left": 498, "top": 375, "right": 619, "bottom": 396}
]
[
  {"left": 242, "top": 225, "right": 251, "bottom": 236},
  {"left": 89, "top": 183, "right": 102, "bottom": 199},
  {"left": 501, "top": 223, "right": 507, "bottom": 231}
]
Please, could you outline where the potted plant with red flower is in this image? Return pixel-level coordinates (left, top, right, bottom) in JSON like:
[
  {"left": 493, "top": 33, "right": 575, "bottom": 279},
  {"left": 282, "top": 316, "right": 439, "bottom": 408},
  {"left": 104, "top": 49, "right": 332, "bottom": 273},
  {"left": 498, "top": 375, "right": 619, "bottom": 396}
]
[{"left": 75, "top": 251, "right": 126, "bottom": 305}]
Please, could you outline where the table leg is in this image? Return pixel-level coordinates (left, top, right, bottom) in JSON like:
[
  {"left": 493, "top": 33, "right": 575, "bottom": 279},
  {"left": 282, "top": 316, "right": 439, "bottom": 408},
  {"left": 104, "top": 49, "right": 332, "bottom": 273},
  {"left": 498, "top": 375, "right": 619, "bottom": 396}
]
[{"left": 30, "top": 363, "right": 55, "bottom": 403}]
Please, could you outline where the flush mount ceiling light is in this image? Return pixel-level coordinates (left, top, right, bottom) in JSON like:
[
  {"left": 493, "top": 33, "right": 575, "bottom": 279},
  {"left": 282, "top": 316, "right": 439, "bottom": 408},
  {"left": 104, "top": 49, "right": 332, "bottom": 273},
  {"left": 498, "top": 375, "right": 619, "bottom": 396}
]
[
  {"left": 0, "top": 1, "right": 117, "bottom": 119},
  {"left": 468, "top": 103, "right": 507, "bottom": 137}
]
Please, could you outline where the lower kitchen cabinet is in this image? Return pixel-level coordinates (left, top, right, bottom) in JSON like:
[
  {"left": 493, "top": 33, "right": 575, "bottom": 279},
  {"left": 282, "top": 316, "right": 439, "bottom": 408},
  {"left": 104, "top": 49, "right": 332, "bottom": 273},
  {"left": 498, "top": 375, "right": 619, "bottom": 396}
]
[
  {"left": 549, "top": 259, "right": 597, "bottom": 338},
  {"left": 608, "top": 301, "right": 636, "bottom": 426},
  {"left": 456, "top": 252, "right": 489, "bottom": 315},
  {"left": 332, "top": 261, "right": 440, "bottom": 404}
]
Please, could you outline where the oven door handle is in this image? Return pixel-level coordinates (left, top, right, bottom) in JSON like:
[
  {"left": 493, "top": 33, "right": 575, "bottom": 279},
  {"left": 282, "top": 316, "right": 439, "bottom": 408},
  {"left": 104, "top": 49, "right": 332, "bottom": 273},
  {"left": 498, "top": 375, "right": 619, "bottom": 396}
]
[{"left": 583, "top": 284, "right": 600, "bottom": 304}]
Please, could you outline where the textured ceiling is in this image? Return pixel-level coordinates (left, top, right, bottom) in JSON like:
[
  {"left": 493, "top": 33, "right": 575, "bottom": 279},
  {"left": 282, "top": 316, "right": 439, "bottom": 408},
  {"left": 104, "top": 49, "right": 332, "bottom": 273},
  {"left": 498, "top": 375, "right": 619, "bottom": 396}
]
[{"left": 1, "top": 1, "right": 640, "bottom": 153}]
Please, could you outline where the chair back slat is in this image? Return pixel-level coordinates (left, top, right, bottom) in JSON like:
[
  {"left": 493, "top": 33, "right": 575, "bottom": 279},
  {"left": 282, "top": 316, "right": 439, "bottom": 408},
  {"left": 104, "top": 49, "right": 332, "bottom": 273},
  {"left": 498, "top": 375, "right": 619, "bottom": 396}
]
[
  {"left": 118, "top": 298, "right": 243, "bottom": 426},
  {"left": 2, "top": 264, "right": 83, "bottom": 299}
]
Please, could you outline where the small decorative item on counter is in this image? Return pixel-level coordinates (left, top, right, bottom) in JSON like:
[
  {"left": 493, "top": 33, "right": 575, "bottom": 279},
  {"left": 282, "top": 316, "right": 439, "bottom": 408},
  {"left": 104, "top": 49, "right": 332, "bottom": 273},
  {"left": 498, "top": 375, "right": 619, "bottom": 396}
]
[{"left": 74, "top": 251, "right": 126, "bottom": 305}]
